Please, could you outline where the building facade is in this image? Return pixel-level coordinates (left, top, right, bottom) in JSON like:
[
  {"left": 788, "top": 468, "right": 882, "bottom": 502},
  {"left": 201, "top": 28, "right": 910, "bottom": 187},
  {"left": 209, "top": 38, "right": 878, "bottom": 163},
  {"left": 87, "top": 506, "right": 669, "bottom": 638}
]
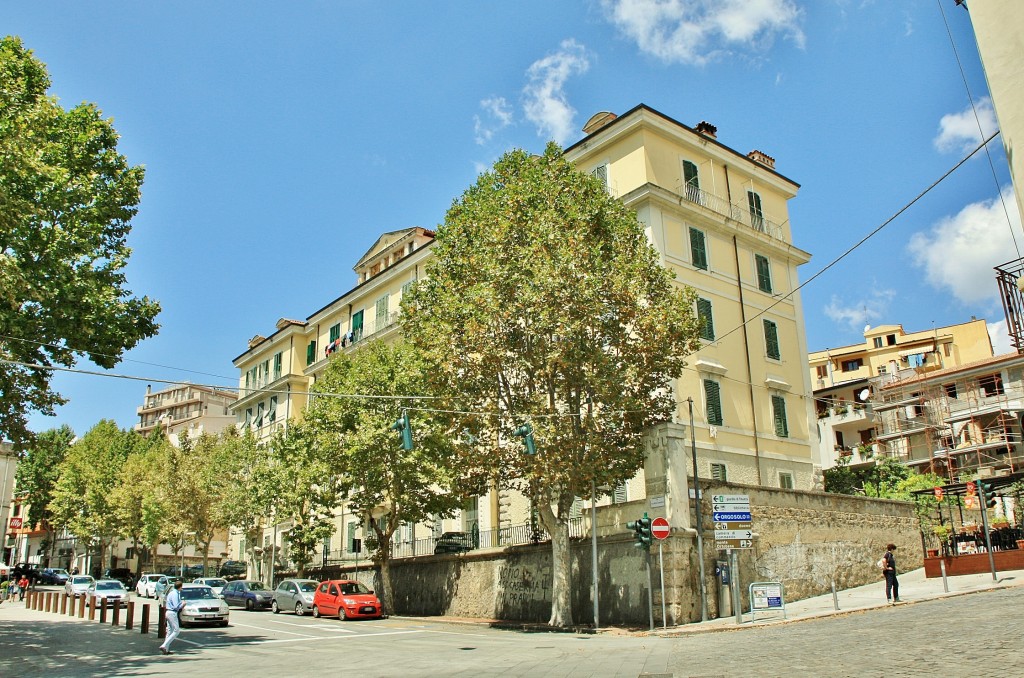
[{"left": 134, "top": 382, "right": 238, "bottom": 445}]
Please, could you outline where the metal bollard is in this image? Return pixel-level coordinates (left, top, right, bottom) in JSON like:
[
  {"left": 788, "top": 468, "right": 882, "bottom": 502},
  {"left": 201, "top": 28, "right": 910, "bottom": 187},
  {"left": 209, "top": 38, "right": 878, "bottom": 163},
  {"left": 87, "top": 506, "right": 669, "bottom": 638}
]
[
  {"left": 112, "top": 599, "right": 120, "bottom": 626},
  {"left": 99, "top": 596, "right": 108, "bottom": 623},
  {"left": 49, "top": 592, "right": 56, "bottom": 613},
  {"left": 157, "top": 605, "right": 167, "bottom": 639},
  {"left": 61, "top": 593, "right": 68, "bottom": 615},
  {"left": 141, "top": 603, "right": 150, "bottom": 634},
  {"left": 88, "top": 595, "right": 96, "bottom": 621},
  {"left": 126, "top": 600, "right": 135, "bottom": 631},
  {"left": 78, "top": 594, "right": 86, "bottom": 618},
  {"left": 68, "top": 593, "right": 76, "bottom": 617}
]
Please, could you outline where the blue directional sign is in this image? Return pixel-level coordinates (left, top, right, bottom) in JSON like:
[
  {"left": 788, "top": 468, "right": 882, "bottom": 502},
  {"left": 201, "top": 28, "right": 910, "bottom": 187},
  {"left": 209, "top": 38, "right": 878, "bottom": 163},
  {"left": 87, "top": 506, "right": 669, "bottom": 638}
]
[{"left": 713, "top": 512, "right": 751, "bottom": 522}]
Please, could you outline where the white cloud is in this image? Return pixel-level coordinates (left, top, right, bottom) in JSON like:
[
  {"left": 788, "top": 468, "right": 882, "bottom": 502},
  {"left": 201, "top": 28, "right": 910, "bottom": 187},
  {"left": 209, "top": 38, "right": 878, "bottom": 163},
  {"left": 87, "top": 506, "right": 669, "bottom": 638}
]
[
  {"left": 934, "top": 97, "right": 998, "bottom": 154},
  {"left": 522, "top": 39, "right": 591, "bottom": 145},
  {"left": 600, "top": 0, "right": 804, "bottom": 66},
  {"left": 473, "top": 96, "right": 513, "bottom": 145},
  {"left": 988, "top": 318, "right": 1013, "bottom": 355},
  {"left": 908, "top": 185, "right": 1022, "bottom": 305},
  {"left": 824, "top": 289, "right": 896, "bottom": 332}
]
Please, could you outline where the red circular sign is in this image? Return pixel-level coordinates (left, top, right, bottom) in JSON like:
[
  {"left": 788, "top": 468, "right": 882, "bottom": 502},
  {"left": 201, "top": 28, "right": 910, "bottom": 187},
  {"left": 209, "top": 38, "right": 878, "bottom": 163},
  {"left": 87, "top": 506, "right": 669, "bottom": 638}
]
[{"left": 651, "top": 517, "right": 670, "bottom": 540}]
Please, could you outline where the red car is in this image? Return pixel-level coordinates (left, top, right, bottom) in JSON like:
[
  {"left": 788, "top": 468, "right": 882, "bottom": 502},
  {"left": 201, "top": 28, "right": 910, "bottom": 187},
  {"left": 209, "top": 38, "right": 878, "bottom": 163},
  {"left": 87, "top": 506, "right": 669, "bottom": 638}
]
[{"left": 312, "top": 579, "right": 383, "bottom": 620}]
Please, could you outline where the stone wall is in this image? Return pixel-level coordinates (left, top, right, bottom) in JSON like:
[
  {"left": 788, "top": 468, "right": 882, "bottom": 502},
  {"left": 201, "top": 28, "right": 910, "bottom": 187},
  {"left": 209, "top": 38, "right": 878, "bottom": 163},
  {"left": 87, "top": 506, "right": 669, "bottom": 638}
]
[{"left": 323, "top": 483, "right": 923, "bottom": 626}]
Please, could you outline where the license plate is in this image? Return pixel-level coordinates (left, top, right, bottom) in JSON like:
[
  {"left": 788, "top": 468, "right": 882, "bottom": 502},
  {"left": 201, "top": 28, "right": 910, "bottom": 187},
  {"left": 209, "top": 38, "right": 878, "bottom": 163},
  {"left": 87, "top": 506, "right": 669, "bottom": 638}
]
[{"left": 360, "top": 606, "right": 376, "bottom": 614}]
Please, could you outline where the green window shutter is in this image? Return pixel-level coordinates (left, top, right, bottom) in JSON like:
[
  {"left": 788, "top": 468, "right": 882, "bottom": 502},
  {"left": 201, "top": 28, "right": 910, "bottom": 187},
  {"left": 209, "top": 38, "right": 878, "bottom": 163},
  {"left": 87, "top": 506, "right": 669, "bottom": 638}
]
[
  {"left": 689, "top": 227, "right": 708, "bottom": 270},
  {"left": 756, "top": 254, "right": 772, "bottom": 293},
  {"left": 306, "top": 340, "right": 316, "bottom": 365},
  {"left": 704, "top": 379, "right": 723, "bottom": 426},
  {"left": 697, "top": 298, "right": 715, "bottom": 341},
  {"left": 748, "top": 190, "right": 763, "bottom": 230},
  {"left": 764, "top": 319, "right": 780, "bottom": 360},
  {"left": 772, "top": 395, "right": 789, "bottom": 437},
  {"left": 376, "top": 295, "right": 389, "bottom": 325},
  {"left": 683, "top": 160, "right": 699, "bottom": 189},
  {"left": 329, "top": 323, "right": 340, "bottom": 343},
  {"left": 273, "top": 352, "right": 282, "bottom": 380},
  {"left": 351, "top": 310, "right": 364, "bottom": 341}
]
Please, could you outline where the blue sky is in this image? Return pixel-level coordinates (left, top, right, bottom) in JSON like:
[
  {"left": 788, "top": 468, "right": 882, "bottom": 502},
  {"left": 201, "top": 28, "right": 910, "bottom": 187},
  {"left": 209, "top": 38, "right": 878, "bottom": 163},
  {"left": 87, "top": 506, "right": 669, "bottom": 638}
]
[{"left": 8, "top": 0, "right": 1020, "bottom": 437}]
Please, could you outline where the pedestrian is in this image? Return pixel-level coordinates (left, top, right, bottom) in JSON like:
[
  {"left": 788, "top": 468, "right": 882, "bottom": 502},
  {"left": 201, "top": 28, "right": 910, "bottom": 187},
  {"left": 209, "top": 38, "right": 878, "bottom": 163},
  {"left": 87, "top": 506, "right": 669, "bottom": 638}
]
[
  {"left": 883, "top": 543, "right": 900, "bottom": 604},
  {"left": 159, "top": 579, "right": 185, "bottom": 656},
  {"left": 17, "top": 575, "right": 29, "bottom": 602}
]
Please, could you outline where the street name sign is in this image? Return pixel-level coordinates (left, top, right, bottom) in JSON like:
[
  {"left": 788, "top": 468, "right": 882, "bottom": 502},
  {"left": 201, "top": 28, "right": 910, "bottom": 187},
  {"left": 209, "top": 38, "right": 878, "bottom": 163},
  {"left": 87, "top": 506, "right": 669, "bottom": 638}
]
[
  {"left": 714, "top": 538, "right": 753, "bottom": 549},
  {"left": 712, "top": 511, "right": 751, "bottom": 521},
  {"left": 713, "top": 521, "right": 751, "bottom": 531}
]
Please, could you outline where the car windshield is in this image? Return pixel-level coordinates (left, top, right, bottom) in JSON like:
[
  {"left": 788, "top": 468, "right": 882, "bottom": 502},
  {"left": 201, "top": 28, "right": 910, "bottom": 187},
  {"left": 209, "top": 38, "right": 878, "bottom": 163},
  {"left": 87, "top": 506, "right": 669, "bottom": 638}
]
[
  {"left": 204, "top": 579, "right": 227, "bottom": 588},
  {"left": 72, "top": 577, "right": 93, "bottom": 585},
  {"left": 339, "top": 582, "right": 370, "bottom": 595},
  {"left": 51, "top": 569, "right": 69, "bottom": 576},
  {"left": 246, "top": 582, "right": 268, "bottom": 591},
  {"left": 298, "top": 582, "right": 318, "bottom": 593},
  {"left": 97, "top": 582, "right": 124, "bottom": 591},
  {"left": 181, "top": 587, "right": 217, "bottom": 600}
]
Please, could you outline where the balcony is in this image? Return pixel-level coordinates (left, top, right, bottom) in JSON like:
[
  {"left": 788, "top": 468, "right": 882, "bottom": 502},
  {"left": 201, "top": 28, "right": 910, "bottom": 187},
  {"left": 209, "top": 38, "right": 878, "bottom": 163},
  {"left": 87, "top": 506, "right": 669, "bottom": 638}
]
[{"left": 678, "top": 184, "right": 785, "bottom": 240}]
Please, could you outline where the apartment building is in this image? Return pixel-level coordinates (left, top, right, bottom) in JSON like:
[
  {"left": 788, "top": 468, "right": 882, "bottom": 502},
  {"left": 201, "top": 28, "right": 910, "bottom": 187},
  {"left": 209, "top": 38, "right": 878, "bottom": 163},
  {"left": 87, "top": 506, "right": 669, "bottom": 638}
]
[
  {"left": 808, "top": 319, "right": 994, "bottom": 472},
  {"left": 231, "top": 104, "right": 818, "bottom": 571},
  {"left": 134, "top": 382, "right": 238, "bottom": 445}
]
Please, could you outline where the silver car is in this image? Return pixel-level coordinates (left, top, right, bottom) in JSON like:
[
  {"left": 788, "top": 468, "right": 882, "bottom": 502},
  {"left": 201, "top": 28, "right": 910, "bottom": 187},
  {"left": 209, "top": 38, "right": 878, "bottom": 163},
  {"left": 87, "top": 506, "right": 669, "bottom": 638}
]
[
  {"left": 192, "top": 577, "right": 228, "bottom": 597},
  {"left": 272, "top": 578, "right": 319, "bottom": 616},
  {"left": 87, "top": 579, "right": 129, "bottom": 607},
  {"left": 65, "top": 575, "right": 95, "bottom": 597}
]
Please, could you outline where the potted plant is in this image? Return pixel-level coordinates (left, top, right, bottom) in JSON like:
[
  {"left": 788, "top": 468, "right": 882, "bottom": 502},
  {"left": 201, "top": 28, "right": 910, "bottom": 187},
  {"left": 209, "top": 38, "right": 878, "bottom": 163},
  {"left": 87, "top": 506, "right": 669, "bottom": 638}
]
[{"left": 931, "top": 524, "right": 951, "bottom": 557}]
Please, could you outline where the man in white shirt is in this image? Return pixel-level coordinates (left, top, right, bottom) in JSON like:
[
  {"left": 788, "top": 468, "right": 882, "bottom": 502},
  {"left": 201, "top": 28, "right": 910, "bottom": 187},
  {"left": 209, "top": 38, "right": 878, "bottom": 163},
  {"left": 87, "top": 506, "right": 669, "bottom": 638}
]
[{"left": 159, "top": 580, "right": 184, "bottom": 655}]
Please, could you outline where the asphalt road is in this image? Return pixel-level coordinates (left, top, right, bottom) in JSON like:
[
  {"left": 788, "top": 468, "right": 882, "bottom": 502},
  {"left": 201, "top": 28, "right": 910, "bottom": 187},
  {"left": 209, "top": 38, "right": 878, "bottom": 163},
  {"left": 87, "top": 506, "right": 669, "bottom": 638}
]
[{"left": 2, "top": 586, "right": 1023, "bottom": 677}]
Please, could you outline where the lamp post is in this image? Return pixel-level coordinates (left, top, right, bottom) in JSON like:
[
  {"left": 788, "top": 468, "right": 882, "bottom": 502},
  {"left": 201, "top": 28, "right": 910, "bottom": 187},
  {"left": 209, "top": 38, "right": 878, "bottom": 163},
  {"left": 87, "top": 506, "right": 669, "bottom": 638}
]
[{"left": 688, "top": 397, "right": 709, "bottom": 622}]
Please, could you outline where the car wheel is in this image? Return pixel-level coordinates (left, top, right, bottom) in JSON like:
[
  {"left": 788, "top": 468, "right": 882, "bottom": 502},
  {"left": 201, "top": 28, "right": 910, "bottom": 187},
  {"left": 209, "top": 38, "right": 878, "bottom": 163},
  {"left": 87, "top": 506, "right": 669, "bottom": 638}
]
[
  {"left": 272, "top": 600, "right": 280, "bottom": 614},
  {"left": 339, "top": 608, "right": 347, "bottom": 621},
  {"left": 218, "top": 621, "right": 228, "bottom": 628},
  {"left": 245, "top": 599, "right": 254, "bottom": 611},
  {"left": 295, "top": 602, "right": 304, "bottom": 617},
  {"left": 312, "top": 605, "right": 321, "bottom": 618}
]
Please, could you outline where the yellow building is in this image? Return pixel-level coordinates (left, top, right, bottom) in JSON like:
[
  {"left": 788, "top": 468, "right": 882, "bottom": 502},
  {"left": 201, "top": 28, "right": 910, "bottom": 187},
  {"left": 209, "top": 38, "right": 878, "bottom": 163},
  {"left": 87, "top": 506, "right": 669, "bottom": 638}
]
[
  {"left": 808, "top": 319, "right": 994, "bottom": 473},
  {"left": 231, "top": 104, "right": 818, "bottom": 569}
]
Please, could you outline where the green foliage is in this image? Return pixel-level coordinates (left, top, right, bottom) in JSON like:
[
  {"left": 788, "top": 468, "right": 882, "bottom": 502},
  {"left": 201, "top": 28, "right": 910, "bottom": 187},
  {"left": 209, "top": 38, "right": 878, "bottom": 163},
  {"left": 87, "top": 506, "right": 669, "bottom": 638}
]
[
  {"left": 0, "top": 36, "right": 160, "bottom": 447},
  {"left": 14, "top": 425, "right": 73, "bottom": 530},
  {"left": 212, "top": 427, "right": 276, "bottom": 565}
]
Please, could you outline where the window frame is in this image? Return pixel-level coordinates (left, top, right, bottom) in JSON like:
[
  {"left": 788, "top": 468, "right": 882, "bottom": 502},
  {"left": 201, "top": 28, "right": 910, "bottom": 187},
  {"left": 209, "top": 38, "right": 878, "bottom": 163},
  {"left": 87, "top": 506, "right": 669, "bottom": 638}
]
[
  {"left": 771, "top": 394, "right": 789, "bottom": 438},
  {"left": 704, "top": 378, "right": 723, "bottom": 426},
  {"left": 755, "top": 254, "right": 773, "bottom": 293},
  {"left": 697, "top": 297, "right": 715, "bottom": 341},
  {"left": 689, "top": 226, "right": 708, "bottom": 271},
  {"left": 710, "top": 462, "right": 727, "bottom": 482},
  {"left": 779, "top": 472, "right": 794, "bottom": 490},
  {"left": 763, "top": 318, "right": 781, "bottom": 360}
]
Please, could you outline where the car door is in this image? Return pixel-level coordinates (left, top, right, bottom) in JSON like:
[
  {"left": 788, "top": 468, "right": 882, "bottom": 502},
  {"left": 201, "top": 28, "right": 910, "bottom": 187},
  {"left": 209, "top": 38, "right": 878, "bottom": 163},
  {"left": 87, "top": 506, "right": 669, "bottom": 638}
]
[
  {"left": 223, "top": 582, "right": 238, "bottom": 606},
  {"left": 324, "top": 583, "right": 341, "bottom": 616},
  {"left": 282, "top": 581, "right": 297, "bottom": 608}
]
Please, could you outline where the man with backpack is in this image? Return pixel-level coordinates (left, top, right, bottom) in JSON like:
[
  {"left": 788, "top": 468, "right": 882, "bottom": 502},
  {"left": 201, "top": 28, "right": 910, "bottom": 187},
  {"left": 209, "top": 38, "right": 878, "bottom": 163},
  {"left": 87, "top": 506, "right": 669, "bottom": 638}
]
[{"left": 882, "top": 543, "right": 900, "bottom": 604}]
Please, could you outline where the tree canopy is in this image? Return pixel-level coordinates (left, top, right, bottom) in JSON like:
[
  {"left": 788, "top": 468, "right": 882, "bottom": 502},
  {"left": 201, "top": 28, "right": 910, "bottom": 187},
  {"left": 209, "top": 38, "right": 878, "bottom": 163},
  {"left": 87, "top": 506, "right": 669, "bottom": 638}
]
[
  {"left": 0, "top": 36, "right": 160, "bottom": 447},
  {"left": 402, "top": 143, "right": 702, "bottom": 626}
]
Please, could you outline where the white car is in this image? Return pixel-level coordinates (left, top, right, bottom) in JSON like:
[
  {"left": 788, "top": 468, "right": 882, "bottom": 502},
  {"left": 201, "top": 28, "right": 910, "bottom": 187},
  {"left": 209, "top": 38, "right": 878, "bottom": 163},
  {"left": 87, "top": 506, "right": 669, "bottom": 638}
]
[
  {"left": 136, "top": 573, "right": 164, "bottom": 598},
  {"left": 174, "top": 584, "right": 230, "bottom": 627},
  {"left": 192, "top": 577, "right": 228, "bottom": 597},
  {"left": 65, "top": 575, "right": 95, "bottom": 597},
  {"left": 88, "top": 579, "right": 129, "bottom": 607}
]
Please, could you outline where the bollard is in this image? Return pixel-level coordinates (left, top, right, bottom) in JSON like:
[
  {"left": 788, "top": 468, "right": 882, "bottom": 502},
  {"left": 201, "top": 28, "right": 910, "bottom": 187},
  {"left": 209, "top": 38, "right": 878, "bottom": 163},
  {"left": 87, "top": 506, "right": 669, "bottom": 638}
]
[
  {"left": 940, "top": 558, "right": 950, "bottom": 593},
  {"left": 157, "top": 604, "right": 167, "bottom": 639},
  {"left": 112, "top": 599, "right": 120, "bottom": 626},
  {"left": 61, "top": 593, "right": 68, "bottom": 615},
  {"left": 100, "top": 596, "right": 108, "bottom": 623},
  {"left": 88, "top": 596, "right": 96, "bottom": 621},
  {"left": 49, "top": 592, "right": 56, "bottom": 613},
  {"left": 68, "top": 593, "right": 76, "bottom": 617},
  {"left": 78, "top": 594, "right": 86, "bottom": 618},
  {"left": 141, "top": 603, "right": 150, "bottom": 634},
  {"left": 126, "top": 600, "right": 134, "bottom": 631},
  {"left": 34, "top": 591, "right": 41, "bottom": 611}
]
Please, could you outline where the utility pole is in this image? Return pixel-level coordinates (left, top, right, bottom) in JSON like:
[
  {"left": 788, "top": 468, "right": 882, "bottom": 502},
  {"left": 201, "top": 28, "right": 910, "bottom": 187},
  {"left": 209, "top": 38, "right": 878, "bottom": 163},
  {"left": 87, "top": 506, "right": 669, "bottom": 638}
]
[{"left": 688, "top": 398, "right": 709, "bottom": 622}]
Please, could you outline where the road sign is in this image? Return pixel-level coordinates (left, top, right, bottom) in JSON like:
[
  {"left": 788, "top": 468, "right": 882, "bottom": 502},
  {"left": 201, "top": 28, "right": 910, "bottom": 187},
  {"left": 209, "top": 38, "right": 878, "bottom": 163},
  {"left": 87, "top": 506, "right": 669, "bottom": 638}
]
[
  {"left": 715, "top": 538, "right": 753, "bottom": 549},
  {"left": 712, "top": 502, "right": 750, "bottom": 513},
  {"left": 651, "top": 517, "right": 670, "bottom": 540},
  {"left": 714, "top": 529, "right": 753, "bottom": 540},
  {"left": 712, "top": 511, "right": 751, "bottom": 522},
  {"left": 714, "top": 521, "right": 751, "bottom": 530},
  {"left": 711, "top": 494, "right": 749, "bottom": 504}
]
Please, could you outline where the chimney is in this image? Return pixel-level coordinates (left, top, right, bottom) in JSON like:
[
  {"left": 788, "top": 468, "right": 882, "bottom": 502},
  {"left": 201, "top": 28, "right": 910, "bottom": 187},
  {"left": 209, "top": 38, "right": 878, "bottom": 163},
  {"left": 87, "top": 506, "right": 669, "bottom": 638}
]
[
  {"left": 747, "top": 149, "right": 776, "bottom": 169},
  {"left": 695, "top": 121, "right": 717, "bottom": 139}
]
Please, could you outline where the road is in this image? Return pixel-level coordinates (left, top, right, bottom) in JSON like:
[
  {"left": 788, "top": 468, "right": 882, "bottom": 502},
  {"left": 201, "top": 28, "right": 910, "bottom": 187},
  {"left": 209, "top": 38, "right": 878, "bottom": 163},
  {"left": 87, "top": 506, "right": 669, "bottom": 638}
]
[{"left": 2, "top": 586, "right": 1023, "bottom": 677}]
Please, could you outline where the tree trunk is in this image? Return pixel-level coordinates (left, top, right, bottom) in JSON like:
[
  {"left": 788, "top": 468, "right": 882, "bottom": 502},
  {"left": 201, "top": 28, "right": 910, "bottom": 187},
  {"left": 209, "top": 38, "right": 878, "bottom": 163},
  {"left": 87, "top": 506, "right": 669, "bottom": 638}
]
[
  {"left": 537, "top": 493, "right": 573, "bottom": 627},
  {"left": 373, "top": 524, "right": 395, "bottom": 615},
  {"left": 201, "top": 540, "right": 211, "bottom": 578}
]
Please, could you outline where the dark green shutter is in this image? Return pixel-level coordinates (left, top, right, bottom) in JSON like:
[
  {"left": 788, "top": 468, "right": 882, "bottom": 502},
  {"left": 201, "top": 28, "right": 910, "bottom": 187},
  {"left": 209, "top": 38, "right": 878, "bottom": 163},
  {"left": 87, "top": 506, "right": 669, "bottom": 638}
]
[
  {"left": 697, "top": 298, "right": 715, "bottom": 341},
  {"left": 764, "top": 319, "right": 780, "bottom": 359},
  {"left": 329, "top": 323, "right": 340, "bottom": 343},
  {"left": 306, "top": 340, "right": 316, "bottom": 365},
  {"left": 748, "top": 190, "right": 763, "bottom": 230},
  {"left": 689, "top": 227, "right": 708, "bottom": 270},
  {"left": 683, "top": 160, "right": 699, "bottom": 189},
  {"left": 351, "top": 310, "right": 364, "bottom": 340},
  {"left": 704, "top": 379, "right": 723, "bottom": 426},
  {"left": 772, "top": 395, "right": 789, "bottom": 437},
  {"left": 756, "top": 254, "right": 772, "bottom": 293}
]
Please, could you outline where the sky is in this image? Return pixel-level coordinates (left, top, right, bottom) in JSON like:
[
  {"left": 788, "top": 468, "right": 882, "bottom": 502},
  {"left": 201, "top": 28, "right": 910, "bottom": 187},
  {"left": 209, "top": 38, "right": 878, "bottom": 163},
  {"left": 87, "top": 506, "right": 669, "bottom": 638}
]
[{"left": 7, "top": 0, "right": 1021, "bottom": 438}]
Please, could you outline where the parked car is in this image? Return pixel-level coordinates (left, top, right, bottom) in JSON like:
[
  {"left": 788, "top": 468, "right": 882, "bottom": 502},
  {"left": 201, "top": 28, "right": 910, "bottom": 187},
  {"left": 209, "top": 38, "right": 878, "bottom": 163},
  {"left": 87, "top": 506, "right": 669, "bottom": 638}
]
[
  {"left": 88, "top": 580, "right": 129, "bottom": 607},
  {"left": 103, "top": 568, "right": 135, "bottom": 589},
  {"left": 65, "top": 575, "right": 95, "bottom": 597},
  {"left": 311, "top": 579, "right": 382, "bottom": 620},
  {"left": 136, "top": 574, "right": 163, "bottom": 598},
  {"left": 154, "top": 576, "right": 182, "bottom": 600},
  {"left": 192, "top": 577, "right": 228, "bottom": 596},
  {"left": 40, "top": 568, "right": 70, "bottom": 585},
  {"left": 218, "top": 560, "right": 247, "bottom": 579},
  {"left": 272, "top": 578, "right": 319, "bottom": 616},
  {"left": 433, "top": 531, "right": 474, "bottom": 554},
  {"left": 175, "top": 584, "right": 229, "bottom": 627},
  {"left": 221, "top": 580, "right": 273, "bottom": 610}
]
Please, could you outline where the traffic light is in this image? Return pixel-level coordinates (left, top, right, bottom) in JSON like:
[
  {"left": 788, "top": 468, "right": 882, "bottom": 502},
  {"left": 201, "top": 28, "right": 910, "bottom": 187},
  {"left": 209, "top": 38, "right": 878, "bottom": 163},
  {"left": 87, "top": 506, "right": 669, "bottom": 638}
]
[
  {"left": 979, "top": 481, "right": 997, "bottom": 509},
  {"left": 513, "top": 423, "right": 536, "bottom": 455},
  {"left": 627, "top": 512, "right": 652, "bottom": 550},
  {"left": 390, "top": 410, "right": 413, "bottom": 450}
]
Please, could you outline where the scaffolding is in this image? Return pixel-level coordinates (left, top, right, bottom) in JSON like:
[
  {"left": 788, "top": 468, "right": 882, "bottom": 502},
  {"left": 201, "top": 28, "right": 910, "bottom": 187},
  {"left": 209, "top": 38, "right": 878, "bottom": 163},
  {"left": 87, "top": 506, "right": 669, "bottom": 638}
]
[{"left": 870, "top": 358, "right": 1024, "bottom": 482}]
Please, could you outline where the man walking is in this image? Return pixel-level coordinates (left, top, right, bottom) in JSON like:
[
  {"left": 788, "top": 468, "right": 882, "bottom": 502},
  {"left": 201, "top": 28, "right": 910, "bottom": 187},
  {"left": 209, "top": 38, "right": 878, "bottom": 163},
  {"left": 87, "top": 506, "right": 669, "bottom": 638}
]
[
  {"left": 883, "top": 543, "right": 900, "bottom": 604},
  {"left": 159, "top": 580, "right": 185, "bottom": 655}
]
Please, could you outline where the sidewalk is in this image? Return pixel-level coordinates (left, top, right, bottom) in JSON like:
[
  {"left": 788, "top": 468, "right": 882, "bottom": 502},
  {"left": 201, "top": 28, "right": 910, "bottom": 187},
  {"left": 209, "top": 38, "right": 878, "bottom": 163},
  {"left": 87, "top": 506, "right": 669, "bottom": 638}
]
[{"left": 649, "top": 565, "right": 1024, "bottom": 636}]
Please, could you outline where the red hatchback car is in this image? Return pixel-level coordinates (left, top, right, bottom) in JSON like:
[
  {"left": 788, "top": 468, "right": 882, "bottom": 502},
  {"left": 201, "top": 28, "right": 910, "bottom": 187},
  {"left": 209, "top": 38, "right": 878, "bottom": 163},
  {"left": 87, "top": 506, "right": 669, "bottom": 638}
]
[{"left": 312, "top": 579, "right": 383, "bottom": 620}]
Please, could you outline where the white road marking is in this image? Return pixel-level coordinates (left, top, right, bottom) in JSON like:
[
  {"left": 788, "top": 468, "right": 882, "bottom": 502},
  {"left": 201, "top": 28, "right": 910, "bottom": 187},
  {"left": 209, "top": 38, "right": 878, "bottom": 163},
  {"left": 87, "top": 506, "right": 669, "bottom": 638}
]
[
  {"left": 225, "top": 620, "right": 319, "bottom": 637},
  {"left": 200, "top": 629, "right": 427, "bottom": 647}
]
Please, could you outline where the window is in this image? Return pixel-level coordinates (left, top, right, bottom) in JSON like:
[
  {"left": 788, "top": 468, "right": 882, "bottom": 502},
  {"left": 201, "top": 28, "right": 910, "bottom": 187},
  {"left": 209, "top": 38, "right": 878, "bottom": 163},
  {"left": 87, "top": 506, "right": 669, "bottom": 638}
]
[
  {"left": 244, "top": 408, "right": 252, "bottom": 428},
  {"left": 255, "top": 402, "right": 265, "bottom": 428},
  {"left": 375, "top": 294, "right": 389, "bottom": 327},
  {"left": 689, "top": 227, "right": 708, "bottom": 270},
  {"left": 779, "top": 473, "right": 794, "bottom": 490},
  {"left": 704, "top": 379, "right": 723, "bottom": 426},
  {"left": 873, "top": 337, "right": 883, "bottom": 348},
  {"left": 613, "top": 482, "right": 628, "bottom": 504},
  {"left": 711, "top": 463, "right": 727, "bottom": 481},
  {"left": 329, "top": 323, "right": 341, "bottom": 343},
  {"left": 841, "top": 358, "right": 863, "bottom": 372},
  {"left": 697, "top": 298, "right": 715, "bottom": 341},
  {"left": 943, "top": 342, "right": 952, "bottom": 357},
  {"left": 944, "top": 383, "right": 958, "bottom": 399},
  {"left": 261, "top": 360, "right": 269, "bottom": 386},
  {"left": 763, "top": 319, "right": 780, "bottom": 360},
  {"left": 747, "top": 190, "right": 764, "bottom": 230},
  {"left": 755, "top": 254, "right": 773, "bottom": 293},
  {"left": 815, "top": 365, "right": 827, "bottom": 379},
  {"left": 887, "top": 334, "right": 897, "bottom": 346},
  {"left": 682, "top": 160, "right": 700, "bottom": 202},
  {"left": 592, "top": 164, "right": 608, "bottom": 187},
  {"left": 351, "top": 310, "right": 364, "bottom": 341},
  {"left": 306, "top": 340, "right": 316, "bottom": 366},
  {"left": 402, "top": 280, "right": 414, "bottom": 297},
  {"left": 980, "top": 374, "right": 1004, "bottom": 397},
  {"left": 273, "top": 352, "right": 282, "bottom": 380},
  {"left": 771, "top": 394, "right": 789, "bottom": 437},
  {"left": 835, "top": 431, "right": 845, "bottom": 449},
  {"left": 569, "top": 497, "right": 583, "bottom": 519},
  {"left": 268, "top": 395, "right": 278, "bottom": 423},
  {"left": 347, "top": 522, "right": 359, "bottom": 552},
  {"left": 244, "top": 370, "right": 252, "bottom": 393}
]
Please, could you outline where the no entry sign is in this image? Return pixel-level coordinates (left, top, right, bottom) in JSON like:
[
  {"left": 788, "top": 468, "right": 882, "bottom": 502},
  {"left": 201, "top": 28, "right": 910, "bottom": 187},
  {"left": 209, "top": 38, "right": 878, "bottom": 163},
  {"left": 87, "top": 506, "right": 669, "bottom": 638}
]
[{"left": 651, "top": 516, "right": 670, "bottom": 540}]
